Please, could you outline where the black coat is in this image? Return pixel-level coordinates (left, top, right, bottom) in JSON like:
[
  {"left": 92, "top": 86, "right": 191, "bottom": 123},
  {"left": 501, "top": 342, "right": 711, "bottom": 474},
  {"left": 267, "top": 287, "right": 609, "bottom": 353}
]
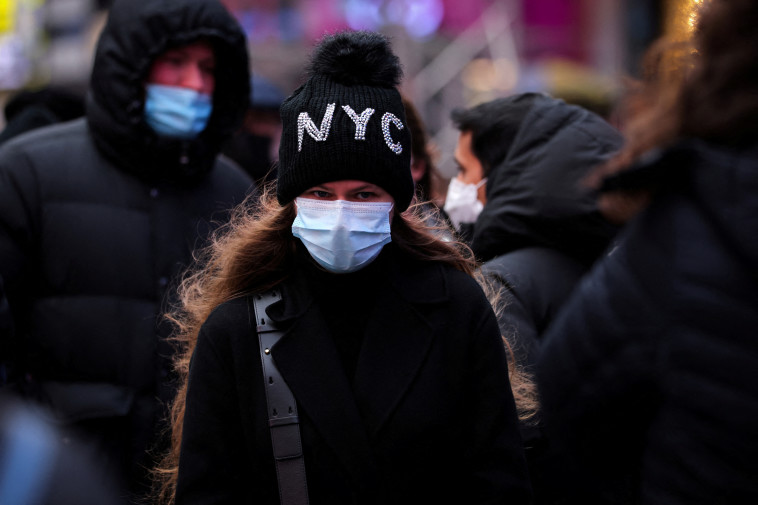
[
  {"left": 176, "top": 247, "right": 532, "bottom": 505},
  {"left": 0, "top": 0, "right": 252, "bottom": 497},
  {"left": 477, "top": 95, "right": 622, "bottom": 504},
  {"left": 477, "top": 94, "right": 622, "bottom": 366},
  {"left": 472, "top": 95, "right": 621, "bottom": 264},
  {"left": 536, "top": 140, "right": 758, "bottom": 504}
]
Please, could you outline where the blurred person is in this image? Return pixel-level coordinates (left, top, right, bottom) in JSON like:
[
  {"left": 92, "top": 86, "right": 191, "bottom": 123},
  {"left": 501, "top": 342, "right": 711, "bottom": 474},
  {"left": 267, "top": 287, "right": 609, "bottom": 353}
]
[
  {"left": 1, "top": 277, "right": 125, "bottom": 505},
  {"left": 402, "top": 94, "right": 456, "bottom": 240},
  {"left": 0, "top": 0, "right": 253, "bottom": 501},
  {"left": 222, "top": 74, "right": 286, "bottom": 187},
  {"left": 155, "top": 31, "right": 531, "bottom": 505},
  {"left": 0, "top": 393, "right": 127, "bottom": 505},
  {"left": 0, "top": 86, "right": 85, "bottom": 145},
  {"left": 446, "top": 92, "right": 623, "bottom": 504},
  {"left": 447, "top": 92, "right": 622, "bottom": 364},
  {"left": 402, "top": 95, "right": 444, "bottom": 206},
  {"left": 535, "top": 0, "right": 758, "bottom": 503}
]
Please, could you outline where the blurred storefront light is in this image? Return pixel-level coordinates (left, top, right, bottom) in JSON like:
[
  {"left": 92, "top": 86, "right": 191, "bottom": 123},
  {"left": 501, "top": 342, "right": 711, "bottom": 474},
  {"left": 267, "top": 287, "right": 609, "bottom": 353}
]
[
  {"left": 687, "top": 0, "right": 703, "bottom": 30},
  {"left": 665, "top": 0, "right": 704, "bottom": 40},
  {"left": 345, "top": 0, "right": 444, "bottom": 39},
  {"left": 0, "top": 0, "right": 44, "bottom": 91},
  {"left": 461, "top": 57, "right": 518, "bottom": 93},
  {"left": 0, "top": 0, "right": 16, "bottom": 33}
]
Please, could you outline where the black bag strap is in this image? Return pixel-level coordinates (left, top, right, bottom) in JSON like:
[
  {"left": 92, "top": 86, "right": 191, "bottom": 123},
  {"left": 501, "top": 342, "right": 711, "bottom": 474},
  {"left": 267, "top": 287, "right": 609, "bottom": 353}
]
[{"left": 253, "top": 289, "right": 309, "bottom": 505}]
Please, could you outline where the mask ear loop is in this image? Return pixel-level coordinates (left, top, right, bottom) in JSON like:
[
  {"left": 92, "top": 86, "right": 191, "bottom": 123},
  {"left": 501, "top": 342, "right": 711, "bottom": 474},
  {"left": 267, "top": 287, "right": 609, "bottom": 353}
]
[{"left": 475, "top": 178, "right": 488, "bottom": 189}]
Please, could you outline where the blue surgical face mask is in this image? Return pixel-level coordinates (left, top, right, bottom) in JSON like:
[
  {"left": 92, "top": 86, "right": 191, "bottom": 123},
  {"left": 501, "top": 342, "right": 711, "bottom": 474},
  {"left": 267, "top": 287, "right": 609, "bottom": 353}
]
[
  {"left": 144, "top": 84, "right": 212, "bottom": 139},
  {"left": 292, "top": 198, "right": 393, "bottom": 274}
]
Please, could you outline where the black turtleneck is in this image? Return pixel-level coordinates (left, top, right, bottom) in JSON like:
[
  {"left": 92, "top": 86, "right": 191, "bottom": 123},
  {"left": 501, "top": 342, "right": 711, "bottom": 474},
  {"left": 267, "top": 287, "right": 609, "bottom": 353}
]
[{"left": 298, "top": 242, "right": 392, "bottom": 383}]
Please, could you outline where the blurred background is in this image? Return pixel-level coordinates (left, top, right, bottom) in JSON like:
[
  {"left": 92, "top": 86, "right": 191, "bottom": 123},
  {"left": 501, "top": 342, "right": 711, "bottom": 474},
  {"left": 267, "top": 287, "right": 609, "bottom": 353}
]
[{"left": 0, "top": 0, "right": 702, "bottom": 177}]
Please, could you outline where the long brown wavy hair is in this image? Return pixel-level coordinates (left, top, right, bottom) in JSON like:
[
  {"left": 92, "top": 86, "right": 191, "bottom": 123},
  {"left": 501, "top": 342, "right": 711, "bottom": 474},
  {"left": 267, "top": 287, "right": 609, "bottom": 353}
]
[
  {"left": 591, "top": 0, "right": 758, "bottom": 222},
  {"left": 152, "top": 184, "right": 536, "bottom": 503}
]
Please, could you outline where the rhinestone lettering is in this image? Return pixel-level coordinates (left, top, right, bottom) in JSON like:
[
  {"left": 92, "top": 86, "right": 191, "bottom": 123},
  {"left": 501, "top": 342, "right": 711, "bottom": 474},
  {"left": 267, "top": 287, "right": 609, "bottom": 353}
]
[
  {"left": 381, "top": 112, "right": 404, "bottom": 154},
  {"left": 297, "top": 103, "right": 336, "bottom": 151},
  {"left": 342, "top": 106, "right": 375, "bottom": 140}
]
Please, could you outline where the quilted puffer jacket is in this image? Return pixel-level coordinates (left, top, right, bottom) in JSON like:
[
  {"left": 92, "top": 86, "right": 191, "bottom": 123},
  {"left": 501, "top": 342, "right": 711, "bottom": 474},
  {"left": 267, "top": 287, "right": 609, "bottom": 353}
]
[{"left": 0, "top": 0, "right": 253, "bottom": 497}]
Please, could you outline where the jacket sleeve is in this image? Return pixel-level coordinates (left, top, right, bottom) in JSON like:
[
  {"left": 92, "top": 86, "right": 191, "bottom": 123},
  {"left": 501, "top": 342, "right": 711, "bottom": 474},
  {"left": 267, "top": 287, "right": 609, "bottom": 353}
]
[{"left": 175, "top": 307, "right": 253, "bottom": 505}]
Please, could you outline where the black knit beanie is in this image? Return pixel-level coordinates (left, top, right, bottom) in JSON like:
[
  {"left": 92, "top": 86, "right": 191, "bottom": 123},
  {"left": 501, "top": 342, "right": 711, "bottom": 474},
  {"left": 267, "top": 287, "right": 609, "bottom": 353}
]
[{"left": 277, "top": 31, "right": 415, "bottom": 211}]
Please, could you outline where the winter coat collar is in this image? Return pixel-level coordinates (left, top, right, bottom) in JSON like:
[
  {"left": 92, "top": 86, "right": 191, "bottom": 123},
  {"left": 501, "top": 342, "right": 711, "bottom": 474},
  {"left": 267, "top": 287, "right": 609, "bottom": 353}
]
[
  {"left": 264, "top": 247, "right": 450, "bottom": 489},
  {"left": 85, "top": 0, "right": 249, "bottom": 183}
]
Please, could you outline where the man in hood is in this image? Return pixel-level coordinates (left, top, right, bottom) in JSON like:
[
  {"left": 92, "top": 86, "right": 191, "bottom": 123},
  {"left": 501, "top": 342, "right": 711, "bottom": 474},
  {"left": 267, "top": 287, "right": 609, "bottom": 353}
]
[
  {"left": 444, "top": 92, "right": 623, "bottom": 504},
  {"left": 0, "top": 0, "right": 254, "bottom": 500},
  {"left": 446, "top": 93, "right": 622, "bottom": 358}
]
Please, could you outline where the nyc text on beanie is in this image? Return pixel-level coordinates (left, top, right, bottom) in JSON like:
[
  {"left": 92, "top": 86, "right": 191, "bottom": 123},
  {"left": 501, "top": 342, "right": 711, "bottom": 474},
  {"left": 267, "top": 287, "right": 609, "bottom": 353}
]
[{"left": 277, "top": 31, "right": 414, "bottom": 211}]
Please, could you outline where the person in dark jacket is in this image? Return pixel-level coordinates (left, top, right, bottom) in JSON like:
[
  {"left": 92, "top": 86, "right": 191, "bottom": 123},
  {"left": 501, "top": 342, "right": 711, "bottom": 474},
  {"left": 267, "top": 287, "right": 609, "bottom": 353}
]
[
  {"left": 0, "top": 0, "right": 253, "bottom": 500},
  {"left": 154, "top": 31, "right": 531, "bottom": 505},
  {"left": 445, "top": 93, "right": 622, "bottom": 504},
  {"left": 1, "top": 277, "right": 126, "bottom": 505},
  {"left": 403, "top": 94, "right": 456, "bottom": 241},
  {"left": 536, "top": 0, "right": 758, "bottom": 503},
  {"left": 0, "top": 86, "right": 85, "bottom": 145},
  {"left": 447, "top": 92, "right": 622, "bottom": 367},
  {"left": 0, "top": 392, "right": 128, "bottom": 505},
  {"left": 222, "top": 73, "right": 286, "bottom": 188}
]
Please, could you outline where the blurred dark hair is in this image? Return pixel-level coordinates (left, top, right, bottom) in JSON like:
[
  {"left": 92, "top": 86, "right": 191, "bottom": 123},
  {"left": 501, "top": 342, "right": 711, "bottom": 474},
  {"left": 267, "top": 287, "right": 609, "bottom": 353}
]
[
  {"left": 402, "top": 96, "right": 445, "bottom": 204},
  {"left": 450, "top": 93, "right": 540, "bottom": 176},
  {"left": 681, "top": 0, "right": 758, "bottom": 144},
  {"left": 598, "top": 0, "right": 758, "bottom": 179},
  {"left": 589, "top": 0, "right": 758, "bottom": 222}
]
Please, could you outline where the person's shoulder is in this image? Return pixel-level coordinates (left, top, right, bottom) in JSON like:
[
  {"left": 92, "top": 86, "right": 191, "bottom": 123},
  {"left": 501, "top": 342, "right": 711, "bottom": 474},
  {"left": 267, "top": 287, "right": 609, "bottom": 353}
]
[
  {"left": 0, "top": 117, "right": 88, "bottom": 153},
  {"left": 419, "top": 259, "right": 489, "bottom": 303},
  {"left": 202, "top": 296, "right": 254, "bottom": 332},
  {"left": 212, "top": 154, "right": 255, "bottom": 184},
  {"left": 483, "top": 247, "right": 586, "bottom": 285},
  {"left": 0, "top": 119, "right": 95, "bottom": 187},
  {"left": 0, "top": 119, "right": 91, "bottom": 174},
  {"left": 207, "top": 154, "right": 257, "bottom": 199}
]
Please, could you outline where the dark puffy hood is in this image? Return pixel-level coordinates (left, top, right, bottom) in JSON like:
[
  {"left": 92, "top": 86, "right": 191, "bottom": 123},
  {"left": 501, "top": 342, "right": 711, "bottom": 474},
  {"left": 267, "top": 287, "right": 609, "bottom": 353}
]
[
  {"left": 86, "top": 0, "right": 250, "bottom": 182},
  {"left": 471, "top": 94, "right": 622, "bottom": 263}
]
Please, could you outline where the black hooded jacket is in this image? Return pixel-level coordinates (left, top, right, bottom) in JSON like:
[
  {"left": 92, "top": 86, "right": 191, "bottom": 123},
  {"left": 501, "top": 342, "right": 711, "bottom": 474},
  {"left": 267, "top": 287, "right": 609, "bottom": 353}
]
[
  {"left": 0, "top": 0, "right": 252, "bottom": 498},
  {"left": 476, "top": 96, "right": 622, "bottom": 504},
  {"left": 473, "top": 94, "right": 621, "bottom": 264},
  {"left": 536, "top": 140, "right": 758, "bottom": 504},
  {"left": 478, "top": 95, "right": 622, "bottom": 365}
]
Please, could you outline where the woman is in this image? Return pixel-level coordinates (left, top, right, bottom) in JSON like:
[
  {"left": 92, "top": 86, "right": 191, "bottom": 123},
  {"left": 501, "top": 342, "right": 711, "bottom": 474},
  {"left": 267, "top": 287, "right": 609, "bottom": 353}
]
[
  {"left": 536, "top": 0, "right": 758, "bottom": 503},
  {"left": 156, "top": 31, "right": 531, "bottom": 505}
]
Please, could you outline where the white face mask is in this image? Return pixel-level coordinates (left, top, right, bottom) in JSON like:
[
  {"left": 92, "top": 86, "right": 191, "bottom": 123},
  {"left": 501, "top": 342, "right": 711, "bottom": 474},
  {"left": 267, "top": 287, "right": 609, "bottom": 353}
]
[
  {"left": 443, "top": 177, "right": 487, "bottom": 229},
  {"left": 292, "top": 198, "right": 393, "bottom": 274}
]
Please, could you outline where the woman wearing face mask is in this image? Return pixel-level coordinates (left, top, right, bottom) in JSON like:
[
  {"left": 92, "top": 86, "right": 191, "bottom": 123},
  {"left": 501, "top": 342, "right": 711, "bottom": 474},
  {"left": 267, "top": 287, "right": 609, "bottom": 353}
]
[{"left": 154, "top": 31, "right": 531, "bottom": 505}]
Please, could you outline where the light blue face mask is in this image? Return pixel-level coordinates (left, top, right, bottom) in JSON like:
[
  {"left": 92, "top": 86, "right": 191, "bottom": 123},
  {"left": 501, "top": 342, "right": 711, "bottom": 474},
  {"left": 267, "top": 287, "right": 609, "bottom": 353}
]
[
  {"left": 292, "top": 197, "right": 393, "bottom": 274},
  {"left": 144, "top": 84, "right": 212, "bottom": 139}
]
